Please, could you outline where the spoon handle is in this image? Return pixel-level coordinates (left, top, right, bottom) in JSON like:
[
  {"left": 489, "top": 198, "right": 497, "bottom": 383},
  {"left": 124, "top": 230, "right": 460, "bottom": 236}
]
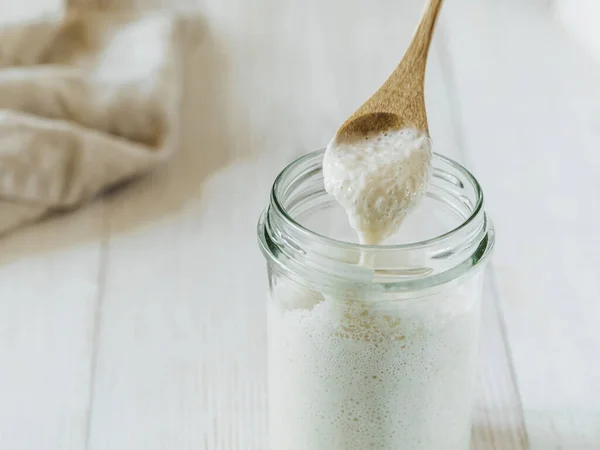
[
  {"left": 400, "top": 0, "right": 444, "bottom": 75},
  {"left": 367, "top": 0, "right": 444, "bottom": 131}
]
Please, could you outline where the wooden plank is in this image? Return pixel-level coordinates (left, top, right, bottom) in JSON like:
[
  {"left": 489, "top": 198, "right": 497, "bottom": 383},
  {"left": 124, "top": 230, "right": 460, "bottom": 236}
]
[
  {"left": 472, "top": 277, "right": 530, "bottom": 450},
  {"left": 440, "top": 0, "right": 600, "bottom": 448},
  {"left": 0, "top": 203, "right": 105, "bottom": 450},
  {"left": 434, "top": 24, "right": 530, "bottom": 448}
]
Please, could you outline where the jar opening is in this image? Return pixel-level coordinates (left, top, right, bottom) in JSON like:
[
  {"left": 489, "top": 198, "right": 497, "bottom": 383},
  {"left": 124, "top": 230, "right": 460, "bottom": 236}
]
[{"left": 258, "top": 149, "right": 495, "bottom": 293}]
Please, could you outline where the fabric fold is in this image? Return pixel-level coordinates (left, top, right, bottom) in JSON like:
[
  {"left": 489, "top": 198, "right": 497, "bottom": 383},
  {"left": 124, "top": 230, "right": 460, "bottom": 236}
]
[{"left": 0, "top": 8, "right": 183, "bottom": 234}]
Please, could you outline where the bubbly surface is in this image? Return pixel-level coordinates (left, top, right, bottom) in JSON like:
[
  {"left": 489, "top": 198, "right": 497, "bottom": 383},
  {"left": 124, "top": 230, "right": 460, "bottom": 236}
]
[
  {"left": 322, "top": 128, "right": 432, "bottom": 245},
  {"left": 268, "top": 279, "right": 482, "bottom": 450}
]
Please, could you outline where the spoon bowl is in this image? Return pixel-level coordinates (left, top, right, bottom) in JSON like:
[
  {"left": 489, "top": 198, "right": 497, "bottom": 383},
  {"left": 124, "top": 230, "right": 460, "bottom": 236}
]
[{"left": 333, "top": 0, "right": 443, "bottom": 145}]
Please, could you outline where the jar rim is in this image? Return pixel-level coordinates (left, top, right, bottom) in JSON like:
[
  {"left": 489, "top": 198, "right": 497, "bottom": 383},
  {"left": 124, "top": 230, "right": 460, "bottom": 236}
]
[
  {"left": 271, "top": 149, "right": 483, "bottom": 251},
  {"left": 258, "top": 149, "right": 495, "bottom": 293}
]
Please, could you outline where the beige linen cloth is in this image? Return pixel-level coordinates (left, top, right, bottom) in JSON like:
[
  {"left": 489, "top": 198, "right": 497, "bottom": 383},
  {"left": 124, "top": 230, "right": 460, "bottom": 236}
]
[{"left": 0, "top": 9, "right": 182, "bottom": 234}]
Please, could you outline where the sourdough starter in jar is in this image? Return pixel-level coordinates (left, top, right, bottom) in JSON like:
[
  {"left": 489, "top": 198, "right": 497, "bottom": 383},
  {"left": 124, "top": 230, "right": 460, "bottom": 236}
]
[{"left": 268, "top": 278, "right": 481, "bottom": 450}]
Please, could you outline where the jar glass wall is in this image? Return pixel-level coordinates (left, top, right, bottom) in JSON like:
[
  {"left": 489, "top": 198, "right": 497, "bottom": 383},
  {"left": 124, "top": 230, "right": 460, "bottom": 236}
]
[{"left": 258, "top": 150, "right": 495, "bottom": 450}]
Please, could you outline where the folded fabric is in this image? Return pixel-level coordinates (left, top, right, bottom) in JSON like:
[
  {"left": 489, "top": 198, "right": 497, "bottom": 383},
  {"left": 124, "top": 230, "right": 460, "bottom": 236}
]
[{"left": 0, "top": 8, "right": 182, "bottom": 234}]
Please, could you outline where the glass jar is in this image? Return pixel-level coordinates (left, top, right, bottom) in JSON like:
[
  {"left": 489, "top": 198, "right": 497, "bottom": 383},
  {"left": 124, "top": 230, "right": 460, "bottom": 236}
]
[{"left": 257, "top": 149, "right": 495, "bottom": 450}]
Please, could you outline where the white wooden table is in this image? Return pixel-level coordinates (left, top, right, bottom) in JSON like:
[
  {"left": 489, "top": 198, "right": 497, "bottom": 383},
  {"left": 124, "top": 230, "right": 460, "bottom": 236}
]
[{"left": 1, "top": 0, "right": 599, "bottom": 449}]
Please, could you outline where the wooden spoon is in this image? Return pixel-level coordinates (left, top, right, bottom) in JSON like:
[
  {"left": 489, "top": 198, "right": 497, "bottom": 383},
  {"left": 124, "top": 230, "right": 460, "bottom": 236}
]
[{"left": 334, "top": 0, "right": 444, "bottom": 144}]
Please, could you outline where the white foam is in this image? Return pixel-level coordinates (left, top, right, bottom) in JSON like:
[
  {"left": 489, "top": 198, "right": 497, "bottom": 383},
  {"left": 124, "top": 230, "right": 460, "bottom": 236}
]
[
  {"left": 268, "top": 279, "right": 482, "bottom": 450},
  {"left": 322, "top": 128, "right": 432, "bottom": 245}
]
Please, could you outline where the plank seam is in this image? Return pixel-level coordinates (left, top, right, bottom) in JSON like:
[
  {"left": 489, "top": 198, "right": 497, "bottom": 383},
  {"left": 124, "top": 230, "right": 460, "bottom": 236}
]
[{"left": 83, "top": 203, "right": 110, "bottom": 450}]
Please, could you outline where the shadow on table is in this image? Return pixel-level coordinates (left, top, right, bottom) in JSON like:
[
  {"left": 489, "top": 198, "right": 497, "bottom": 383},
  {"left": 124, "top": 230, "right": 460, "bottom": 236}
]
[{"left": 0, "top": 14, "right": 244, "bottom": 263}]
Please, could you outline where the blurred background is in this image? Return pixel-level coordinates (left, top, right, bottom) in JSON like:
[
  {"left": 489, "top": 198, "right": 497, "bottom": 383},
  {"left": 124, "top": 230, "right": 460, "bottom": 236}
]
[{"left": 0, "top": 0, "right": 597, "bottom": 449}]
